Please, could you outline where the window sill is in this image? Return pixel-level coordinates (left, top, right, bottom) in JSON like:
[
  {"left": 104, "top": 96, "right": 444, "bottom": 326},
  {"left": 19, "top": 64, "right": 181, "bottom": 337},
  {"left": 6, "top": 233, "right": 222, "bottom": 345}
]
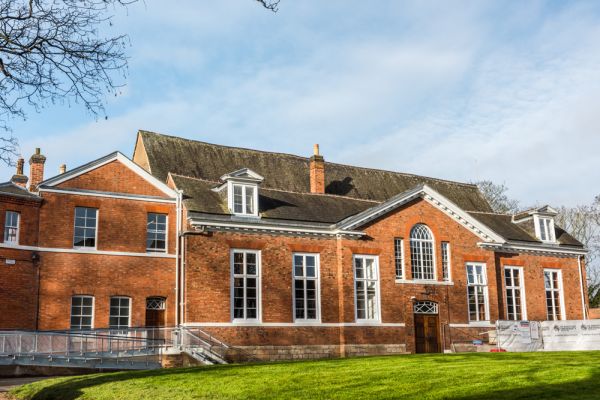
[
  {"left": 395, "top": 279, "right": 454, "bottom": 286},
  {"left": 468, "top": 321, "right": 494, "bottom": 327},
  {"left": 2, "top": 241, "right": 19, "bottom": 246},
  {"left": 231, "top": 319, "right": 262, "bottom": 325},
  {"left": 355, "top": 319, "right": 381, "bottom": 325}
]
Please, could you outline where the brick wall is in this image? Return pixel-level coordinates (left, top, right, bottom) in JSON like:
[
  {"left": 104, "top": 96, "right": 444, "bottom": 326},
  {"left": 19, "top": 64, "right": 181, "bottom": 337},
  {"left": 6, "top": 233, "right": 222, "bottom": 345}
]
[
  {"left": 0, "top": 196, "right": 40, "bottom": 329},
  {"left": 36, "top": 253, "right": 175, "bottom": 330},
  {"left": 56, "top": 160, "right": 166, "bottom": 197},
  {"left": 37, "top": 192, "right": 176, "bottom": 254},
  {"left": 182, "top": 197, "right": 585, "bottom": 355}
]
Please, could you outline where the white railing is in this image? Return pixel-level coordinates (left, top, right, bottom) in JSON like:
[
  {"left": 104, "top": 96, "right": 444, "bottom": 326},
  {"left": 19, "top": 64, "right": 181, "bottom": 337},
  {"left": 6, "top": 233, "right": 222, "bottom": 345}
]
[{"left": 0, "top": 329, "right": 165, "bottom": 367}]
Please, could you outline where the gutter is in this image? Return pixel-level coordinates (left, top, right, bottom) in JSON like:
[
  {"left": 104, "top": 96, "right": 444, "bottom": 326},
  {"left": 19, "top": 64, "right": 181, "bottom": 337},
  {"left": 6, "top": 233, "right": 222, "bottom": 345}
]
[{"left": 578, "top": 255, "right": 587, "bottom": 320}]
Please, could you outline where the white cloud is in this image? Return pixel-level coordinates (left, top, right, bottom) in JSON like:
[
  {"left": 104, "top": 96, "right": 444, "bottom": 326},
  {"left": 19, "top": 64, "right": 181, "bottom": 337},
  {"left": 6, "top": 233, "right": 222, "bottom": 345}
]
[{"left": 4, "top": 0, "right": 600, "bottom": 209}]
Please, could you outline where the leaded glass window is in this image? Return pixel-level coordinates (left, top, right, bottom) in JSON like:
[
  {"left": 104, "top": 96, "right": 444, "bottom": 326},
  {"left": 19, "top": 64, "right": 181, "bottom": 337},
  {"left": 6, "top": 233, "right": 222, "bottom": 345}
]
[
  {"left": 410, "top": 224, "right": 435, "bottom": 280},
  {"left": 109, "top": 297, "right": 131, "bottom": 329},
  {"left": 73, "top": 207, "right": 97, "bottom": 248},
  {"left": 441, "top": 242, "right": 450, "bottom": 281},
  {"left": 505, "top": 267, "right": 525, "bottom": 320},
  {"left": 544, "top": 270, "right": 564, "bottom": 321},
  {"left": 4, "top": 211, "right": 19, "bottom": 244},
  {"left": 147, "top": 213, "right": 167, "bottom": 252},
  {"left": 70, "top": 296, "right": 93, "bottom": 330},
  {"left": 232, "top": 250, "right": 259, "bottom": 320},
  {"left": 293, "top": 254, "right": 319, "bottom": 321},
  {"left": 354, "top": 255, "right": 379, "bottom": 321},
  {"left": 467, "top": 263, "right": 488, "bottom": 322},
  {"left": 394, "top": 238, "right": 404, "bottom": 279}
]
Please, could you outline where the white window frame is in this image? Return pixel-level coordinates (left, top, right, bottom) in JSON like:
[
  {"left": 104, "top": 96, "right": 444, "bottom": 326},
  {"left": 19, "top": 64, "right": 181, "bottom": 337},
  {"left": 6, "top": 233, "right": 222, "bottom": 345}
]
[
  {"left": 109, "top": 296, "right": 132, "bottom": 330},
  {"left": 73, "top": 207, "right": 99, "bottom": 249},
  {"left": 544, "top": 269, "right": 566, "bottom": 321},
  {"left": 394, "top": 238, "right": 405, "bottom": 280},
  {"left": 534, "top": 215, "right": 556, "bottom": 243},
  {"left": 70, "top": 295, "right": 94, "bottom": 330},
  {"left": 228, "top": 182, "right": 259, "bottom": 217},
  {"left": 3, "top": 210, "right": 20, "bottom": 245},
  {"left": 410, "top": 224, "right": 436, "bottom": 281},
  {"left": 466, "top": 262, "right": 489, "bottom": 323},
  {"left": 146, "top": 213, "right": 168, "bottom": 253},
  {"left": 230, "top": 249, "right": 261, "bottom": 322},
  {"left": 353, "top": 254, "right": 381, "bottom": 323},
  {"left": 504, "top": 266, "right": 527, "bottom": 321},
  {"left": 441, "top": 242, "right": 451, "bottom": 282},
  {"left": 292, "top": 253, "right": 321, "bottom": 323}
]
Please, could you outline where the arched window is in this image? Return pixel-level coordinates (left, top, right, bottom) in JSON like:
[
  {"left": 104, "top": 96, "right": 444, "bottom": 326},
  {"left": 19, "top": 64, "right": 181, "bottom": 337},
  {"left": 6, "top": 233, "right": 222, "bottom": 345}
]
[{"left": 410, "top": 224, "right": 435, "bottom": 280}]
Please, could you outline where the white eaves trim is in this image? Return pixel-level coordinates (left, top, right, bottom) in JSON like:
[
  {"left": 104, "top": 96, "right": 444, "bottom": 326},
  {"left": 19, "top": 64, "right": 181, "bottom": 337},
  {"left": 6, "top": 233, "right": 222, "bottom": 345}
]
[
  {"left": 39, "top": 152, "right": 177, "bottom": 198},
  {"left": 337, "top": 184, "right": 505, "bottom": 244},
  {"left": 479, "top": 242, "right": 588, "bottom": 257},
  {"left": 0, "top": 243, "right": 176, "bottom": 258},
  {"left": 190, "top": 219, "right": 364, "bottom": 237},
  {"left": 38, "top": 187, "right": 176, "bottom": 204}
]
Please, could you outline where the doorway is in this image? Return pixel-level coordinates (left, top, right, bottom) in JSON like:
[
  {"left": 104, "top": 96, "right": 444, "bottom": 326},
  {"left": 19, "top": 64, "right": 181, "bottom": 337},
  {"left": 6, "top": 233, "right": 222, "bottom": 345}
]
[
  {"left": 145, "top": 297, "right": 166, "bottom": 327},
  {"left": 413, "top": 301, "right": 441, "bottom": 354}
]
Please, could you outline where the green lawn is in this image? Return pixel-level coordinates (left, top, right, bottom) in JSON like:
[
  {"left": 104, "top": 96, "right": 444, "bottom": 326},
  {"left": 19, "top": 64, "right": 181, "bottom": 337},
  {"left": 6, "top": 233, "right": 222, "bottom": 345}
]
[{"left": 11, "top": 352, "right": 600, "bottom": 400}]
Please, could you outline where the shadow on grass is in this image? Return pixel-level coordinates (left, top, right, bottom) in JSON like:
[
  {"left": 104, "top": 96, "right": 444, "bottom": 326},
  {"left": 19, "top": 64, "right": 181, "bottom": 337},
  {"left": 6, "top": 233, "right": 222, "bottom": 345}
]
[{"left": 14, "top": 354, "right": 600, "bottom": 400}]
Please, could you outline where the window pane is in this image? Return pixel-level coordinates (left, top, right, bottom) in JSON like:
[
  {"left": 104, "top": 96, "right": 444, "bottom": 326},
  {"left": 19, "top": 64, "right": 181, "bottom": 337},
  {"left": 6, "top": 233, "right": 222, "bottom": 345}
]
[{"left": 245, "top": 186, "right": 255, "bottom": 214}]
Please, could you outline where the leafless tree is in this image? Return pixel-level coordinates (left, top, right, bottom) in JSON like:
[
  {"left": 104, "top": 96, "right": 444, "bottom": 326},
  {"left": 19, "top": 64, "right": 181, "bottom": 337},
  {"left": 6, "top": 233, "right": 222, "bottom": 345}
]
[
  {"left": 555, "top": 199, "right": 600, "bottom": 307},
  {"left": 256, "top": 0, "right": 280, "bottom": 12},
  {"left": 0, "top": 0, "right": 282, "bottom": 166},
  {"left": 0, "top": 0, "right": 136, "bottom": 162},
  {"left": 474, "top": 180, "right": 520, "bottom": 214}
]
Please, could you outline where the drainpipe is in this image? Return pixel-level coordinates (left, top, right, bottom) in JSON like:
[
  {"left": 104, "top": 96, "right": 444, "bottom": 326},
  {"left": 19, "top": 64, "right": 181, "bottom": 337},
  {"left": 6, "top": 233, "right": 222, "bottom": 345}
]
[
  {"left": 578, "top": 255, "right": 587, "bottom": 320},
  {"left": 175, "top": 189, "right": 183, "bottom": 327}
]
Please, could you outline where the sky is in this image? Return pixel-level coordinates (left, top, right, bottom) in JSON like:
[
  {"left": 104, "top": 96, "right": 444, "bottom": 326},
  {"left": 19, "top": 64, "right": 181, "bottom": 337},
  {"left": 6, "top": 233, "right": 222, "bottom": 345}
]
[{"left": 3, "top": 0, "right": 600, "bottom": 207}]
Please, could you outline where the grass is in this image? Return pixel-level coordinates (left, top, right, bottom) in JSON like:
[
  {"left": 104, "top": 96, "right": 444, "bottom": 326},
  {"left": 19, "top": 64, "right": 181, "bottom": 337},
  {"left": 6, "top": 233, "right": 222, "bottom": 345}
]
[{"left": 10, "top": 351, "right": 600, "bottom": 400}]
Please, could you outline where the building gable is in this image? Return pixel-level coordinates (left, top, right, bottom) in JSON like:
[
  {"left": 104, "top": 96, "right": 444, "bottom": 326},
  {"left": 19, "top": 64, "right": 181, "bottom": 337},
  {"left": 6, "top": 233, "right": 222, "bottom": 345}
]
[
  {"left": 40, "top": 152, "right": 177, "bottom": 199},
  {"left": 337, "top": 184, "right": 505, "bottom": 244}
]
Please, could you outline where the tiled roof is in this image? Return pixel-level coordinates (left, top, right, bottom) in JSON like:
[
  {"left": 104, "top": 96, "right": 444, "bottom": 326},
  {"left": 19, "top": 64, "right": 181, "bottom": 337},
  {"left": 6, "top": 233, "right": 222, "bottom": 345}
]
[
  {"left": 171, "top": 174, "right": 377, "bottom": 224},
  {"left": 139, "top": 130, "right": 493, "bottom": 212},
  {"left": 0, "top": 182, "right": 41, "bottom": 201}
]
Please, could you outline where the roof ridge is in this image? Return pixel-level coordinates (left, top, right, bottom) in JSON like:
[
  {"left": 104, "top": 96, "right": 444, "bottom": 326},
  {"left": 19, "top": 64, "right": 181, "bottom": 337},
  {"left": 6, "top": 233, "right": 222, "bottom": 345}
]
[
  {"left": 141, "top": 130, "right": 480, "bottom": 189},
  {"left": 467, "top": 210, "right": 513, "bottom": 216},
  {"left": 169, "top": 173, "right": 220, "bottom": 185},
  {"left": 170, "top": 172, "right": 381, "bottom": 204}
]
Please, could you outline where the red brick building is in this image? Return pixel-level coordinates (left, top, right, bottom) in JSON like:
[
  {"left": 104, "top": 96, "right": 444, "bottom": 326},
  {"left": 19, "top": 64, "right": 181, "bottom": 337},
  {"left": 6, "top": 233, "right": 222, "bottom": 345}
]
[{"left": 0, "top": 130, "right": 589, "bottom": 357}]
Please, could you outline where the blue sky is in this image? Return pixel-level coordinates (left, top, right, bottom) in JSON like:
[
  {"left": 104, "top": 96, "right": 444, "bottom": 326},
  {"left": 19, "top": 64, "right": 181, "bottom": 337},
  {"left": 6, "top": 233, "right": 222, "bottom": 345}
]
[{"left": 4, "top": 0, "right": 600, "bottom": 207}]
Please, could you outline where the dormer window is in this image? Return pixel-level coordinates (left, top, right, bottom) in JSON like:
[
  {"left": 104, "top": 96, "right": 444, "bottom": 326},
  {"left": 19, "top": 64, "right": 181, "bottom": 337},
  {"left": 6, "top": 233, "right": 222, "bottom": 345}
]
[
  {"left": 536, "top": 216, "right": 556, "bottom": 243},
  {"left": 233, "top": 183, "right": 256, "bottom": 215},
  {"left": 218, "top": 168, "right": 264, "bottom": 218}
]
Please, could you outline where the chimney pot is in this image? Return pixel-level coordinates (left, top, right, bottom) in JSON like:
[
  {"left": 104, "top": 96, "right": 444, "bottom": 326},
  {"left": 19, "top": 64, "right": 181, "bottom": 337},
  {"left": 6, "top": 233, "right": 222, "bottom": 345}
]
[
  {"left": 313, "top": 144, "right": 320, "bottom": 156},
  {"left": 59, "top": 164, "right": 66, "bottom": 174},
  {"left": 11, "top": 157, "right": 28, "bottom": 188},
  {"left": 16, "top": 158, "right": 24, "bottom": 175}
]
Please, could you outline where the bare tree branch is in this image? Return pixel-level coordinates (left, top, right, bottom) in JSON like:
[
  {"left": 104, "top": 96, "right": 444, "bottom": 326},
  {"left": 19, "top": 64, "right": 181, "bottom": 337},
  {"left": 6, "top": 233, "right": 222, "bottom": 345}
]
[
  {"left": 474, "top": 180, "right": 520, "bottom": 214},
  {"left": 256, "top": 0, "right": 280, "bottom": 12}
]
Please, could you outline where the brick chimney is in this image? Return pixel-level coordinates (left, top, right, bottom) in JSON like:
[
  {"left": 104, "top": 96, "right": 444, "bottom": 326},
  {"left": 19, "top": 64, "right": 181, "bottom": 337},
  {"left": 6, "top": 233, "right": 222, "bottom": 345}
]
[
  {"left": 309, "top": 144, "right": 325, "bottom": 194},
  {"left": 11, "top": 157, "right": 28, "bottom": 188},
  {"left": 28, "top": 148, "right": 46, "bottom": 192}
]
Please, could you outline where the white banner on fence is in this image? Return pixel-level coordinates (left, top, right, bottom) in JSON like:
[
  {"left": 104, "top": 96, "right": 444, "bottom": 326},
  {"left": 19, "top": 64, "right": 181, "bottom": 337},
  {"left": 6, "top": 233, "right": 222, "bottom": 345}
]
[
  {"left": 541, "top": 320, "right": 600, "bottom": 351},
  {"left": 496, "top": 321, "right": 543, "bottom": 352},
  {"left": 497, "top": 320, "right": 600, "bottom": 352}
]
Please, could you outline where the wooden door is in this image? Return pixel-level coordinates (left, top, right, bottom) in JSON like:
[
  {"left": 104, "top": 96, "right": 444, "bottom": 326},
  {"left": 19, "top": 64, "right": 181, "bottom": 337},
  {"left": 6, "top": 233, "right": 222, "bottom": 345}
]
[
  {"left": 145, "top": 309, "right": 165, "bottom": 327},
  {"left": 415, "top": 314, "right": 440, "bottom": 353}
]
